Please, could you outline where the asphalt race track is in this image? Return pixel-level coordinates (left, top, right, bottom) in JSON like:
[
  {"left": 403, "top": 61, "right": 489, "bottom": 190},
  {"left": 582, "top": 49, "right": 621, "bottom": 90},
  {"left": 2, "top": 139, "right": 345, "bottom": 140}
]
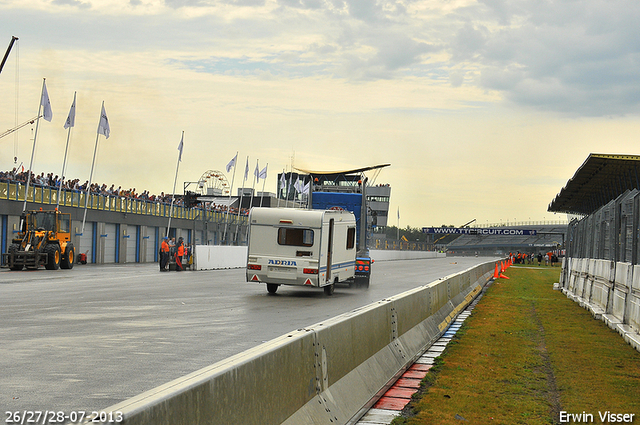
[{"left": 1, "top": 256, "right": 497, "bottom": 413}]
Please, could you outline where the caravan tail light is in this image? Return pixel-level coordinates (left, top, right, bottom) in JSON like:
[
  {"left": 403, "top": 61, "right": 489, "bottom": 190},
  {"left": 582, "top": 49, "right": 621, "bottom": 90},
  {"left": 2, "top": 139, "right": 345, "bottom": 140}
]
[
  {"left": 303, "top": 268, "right": 318, "bottom": 274},
  {"left": 248, "top": 264, "right": 262, "bottom": 270}
]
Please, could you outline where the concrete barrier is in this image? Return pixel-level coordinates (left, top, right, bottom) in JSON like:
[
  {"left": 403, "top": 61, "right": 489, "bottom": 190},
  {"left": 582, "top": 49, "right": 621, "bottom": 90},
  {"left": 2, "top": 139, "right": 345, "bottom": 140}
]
[
  {"left": 86, "top": 260, "right": 496, "bottom": 425},
  {"left": 192, "top": 246, "right": 446, "bottom": 270},
  {"left": 560, "top": 258, "right": 640, "bottom": 352},
  {"left": 368, "top": 250, "right": 446, "bottom": 261}
]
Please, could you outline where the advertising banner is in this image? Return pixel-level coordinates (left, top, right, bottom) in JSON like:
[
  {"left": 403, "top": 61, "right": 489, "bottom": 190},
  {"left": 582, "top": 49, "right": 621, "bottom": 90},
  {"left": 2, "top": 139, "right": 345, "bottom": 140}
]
[{"left": 423, "top": 227, "right": 537, "bottom": 236}]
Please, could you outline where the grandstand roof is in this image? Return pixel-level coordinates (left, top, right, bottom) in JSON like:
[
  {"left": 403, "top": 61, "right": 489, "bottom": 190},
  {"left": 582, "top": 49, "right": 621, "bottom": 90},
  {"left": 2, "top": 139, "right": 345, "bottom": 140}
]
[{"left": 548, "top": 153, "right": 640, "bottom": 216}]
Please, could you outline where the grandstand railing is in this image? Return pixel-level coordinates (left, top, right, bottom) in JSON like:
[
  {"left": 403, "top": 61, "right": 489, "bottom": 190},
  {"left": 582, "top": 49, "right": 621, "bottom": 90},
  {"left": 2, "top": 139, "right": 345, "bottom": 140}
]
[{"left": 0, "top": 181, "right": 247, "bottom": 225}]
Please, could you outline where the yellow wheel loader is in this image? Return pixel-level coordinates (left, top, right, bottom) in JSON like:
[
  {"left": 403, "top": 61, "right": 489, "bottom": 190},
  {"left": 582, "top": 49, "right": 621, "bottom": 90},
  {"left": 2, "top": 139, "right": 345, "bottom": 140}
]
[{"left": 3, "top": 209, "right": 75, "bottom": 270}]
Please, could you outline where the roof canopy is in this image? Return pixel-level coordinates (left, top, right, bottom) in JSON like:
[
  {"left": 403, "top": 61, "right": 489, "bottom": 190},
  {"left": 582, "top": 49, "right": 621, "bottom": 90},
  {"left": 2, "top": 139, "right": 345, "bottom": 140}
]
[
  {"left": 548, "top": 154, "right": 640, "bottom": 215},
  {"left": 293, "top": 164, "right": 390, "bottom": 177},
  {"left": 290, "top": 163, "right": 391, "bottom": 187}
]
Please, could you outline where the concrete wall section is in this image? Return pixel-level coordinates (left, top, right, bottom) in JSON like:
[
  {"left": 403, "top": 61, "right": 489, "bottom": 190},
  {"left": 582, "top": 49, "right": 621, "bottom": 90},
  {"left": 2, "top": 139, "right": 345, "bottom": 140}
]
[
  {"left": 90, "top": 260, "right": 496, "bottom": 425},
  {"left": 369, "top": 250, "right": 446, "bottom": 261},
  {"left": 560, "top": 258, "right": 640, "bottom": 352}
]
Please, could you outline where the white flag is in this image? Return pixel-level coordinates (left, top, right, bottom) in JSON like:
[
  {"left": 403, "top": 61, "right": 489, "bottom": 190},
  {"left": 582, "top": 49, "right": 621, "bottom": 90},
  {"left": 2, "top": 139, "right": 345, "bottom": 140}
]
[
  {"left": 243, "top": 157, "right": 249, "bottom": 181},
  {"left": 41, "top": 81, "right": 52, "bottom": 122},
  {"left": 64, "top": 93, "right": 76, "bottom": 129},
  {"left": 98, "top": 102, "right": 110, "bottom": 139},
  {"left": 254, "top": 162, "right": 260, "bottom": 181},
  {"left": 294, "top": 177, "right": 302, "bottom": 193},
  {"left": 177, "top": 133, "right": 184, "bottom": 162},
  {"left": 258, "top": 165, "right": 267, "bottom": 180},
  {"left": 280, "top": 171, "right": 286, "bottom": 187},
  {"left": 302, "top": 181, "right": 310, "bottom": 194},
  {"left": 226, "top": 153, "right": 237, "bottom": 173}
]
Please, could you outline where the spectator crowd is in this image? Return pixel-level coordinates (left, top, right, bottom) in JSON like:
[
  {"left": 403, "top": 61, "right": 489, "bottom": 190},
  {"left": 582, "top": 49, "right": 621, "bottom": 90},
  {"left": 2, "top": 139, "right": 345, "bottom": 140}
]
[{"left": 0, "top": 167, "right": 250, "bottom": 215}]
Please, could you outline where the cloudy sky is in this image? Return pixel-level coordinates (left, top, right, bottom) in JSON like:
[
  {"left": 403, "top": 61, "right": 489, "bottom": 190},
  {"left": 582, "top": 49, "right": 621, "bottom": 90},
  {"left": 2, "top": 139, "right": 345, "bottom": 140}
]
[{"left": 1, "top": 0, "right": 640, "bottom": 228}]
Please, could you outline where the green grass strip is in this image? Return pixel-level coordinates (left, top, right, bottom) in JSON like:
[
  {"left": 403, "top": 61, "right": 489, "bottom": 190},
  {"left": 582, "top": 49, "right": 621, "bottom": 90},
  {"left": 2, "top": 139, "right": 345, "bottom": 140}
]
[{"left": 392, "top": 266, "right": 640, "bottom": 425}]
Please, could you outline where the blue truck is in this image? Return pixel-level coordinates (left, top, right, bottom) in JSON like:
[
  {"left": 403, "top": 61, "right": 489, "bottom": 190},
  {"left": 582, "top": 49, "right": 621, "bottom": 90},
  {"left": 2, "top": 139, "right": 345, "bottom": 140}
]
[{"left": 311, "top": 191, "right": 372, "bottom": 288}]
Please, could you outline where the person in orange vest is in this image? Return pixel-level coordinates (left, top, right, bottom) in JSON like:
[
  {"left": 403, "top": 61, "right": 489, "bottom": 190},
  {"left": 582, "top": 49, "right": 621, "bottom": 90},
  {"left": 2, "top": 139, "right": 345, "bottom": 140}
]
[
  {"left": 160, "top": 237, "right": 170, "bottom": 271},
  {"left": 175, "top": 237, "right": 185, "bottom": 271}
]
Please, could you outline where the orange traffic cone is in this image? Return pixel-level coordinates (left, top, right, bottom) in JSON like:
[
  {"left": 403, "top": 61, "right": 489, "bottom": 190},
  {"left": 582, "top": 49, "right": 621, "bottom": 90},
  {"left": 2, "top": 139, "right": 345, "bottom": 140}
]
[
  {"left": 500, "top": 261, "right": 506, "bottom": 273},
  {"left": 493, "top": 263, "right": 499, "bottom": 279},
  {"left": 499, "top": 273, "right": 510, "bottom": 279}
]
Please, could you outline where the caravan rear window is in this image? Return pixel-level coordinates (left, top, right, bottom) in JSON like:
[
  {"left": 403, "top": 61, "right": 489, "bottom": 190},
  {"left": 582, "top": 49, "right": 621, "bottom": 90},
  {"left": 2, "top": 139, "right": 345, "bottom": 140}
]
[
  {"left": 278, "top": 228, "right": 314, "bottom": 247},
  {"left": 346, "top": 227, "right": 356, "bottom": 249}
]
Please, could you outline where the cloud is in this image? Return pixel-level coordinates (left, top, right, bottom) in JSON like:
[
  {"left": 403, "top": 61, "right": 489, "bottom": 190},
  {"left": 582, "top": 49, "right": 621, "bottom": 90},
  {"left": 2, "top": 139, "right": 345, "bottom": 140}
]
[
  {"left": 277, "top": 0, "right": 324, "bottom": 10},
  {"left": 52, "top": 0, "right": 92, "bottom": 8},
  {"left": 3, "top": 0, "right": 640, "bottom": 119},
  {"left": 449, "top": 0, "right": 640, "bottom": 116}
]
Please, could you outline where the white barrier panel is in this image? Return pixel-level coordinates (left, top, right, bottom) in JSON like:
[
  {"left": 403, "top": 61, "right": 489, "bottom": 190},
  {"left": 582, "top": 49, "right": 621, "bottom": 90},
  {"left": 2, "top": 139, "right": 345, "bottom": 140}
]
[
  {"left": 625, "top": 266, "right": 640, "bottom": 349},
  {"left": 605, "top": 262, "right": 633, "bottom": 329},
  {"left": 582, "top": 259, "right": 597, "bottom": 306},
  {"left": 561, "top": 259, "right": 640, "bottom": 352},
  {"left": 193, "top": 246, "right": 248, "bottom": 270},
  {"left": 89, "top": 260, "right": 495, "bottom": 425},
  {"left": 590, "top": 259, "right": 613, "bottom": 317},
  {"left": 565, "top": 258, "right": 580, "bottom": 298},
  {"left": 192, "top": 246, "right": 446, "bottom": 270},
  {"left": 573, "top": 258, "right": 586, "bottom": 300}
]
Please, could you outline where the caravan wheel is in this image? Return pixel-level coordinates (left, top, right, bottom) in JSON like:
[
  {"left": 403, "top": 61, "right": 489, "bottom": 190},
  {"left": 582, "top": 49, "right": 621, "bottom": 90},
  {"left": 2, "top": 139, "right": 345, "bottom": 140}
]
[
  {"left": 323, "top": 283, "right": 335, "bottom": 296},
  {"left": 266, "top": 283, "right": 279, "bottom": 294}
]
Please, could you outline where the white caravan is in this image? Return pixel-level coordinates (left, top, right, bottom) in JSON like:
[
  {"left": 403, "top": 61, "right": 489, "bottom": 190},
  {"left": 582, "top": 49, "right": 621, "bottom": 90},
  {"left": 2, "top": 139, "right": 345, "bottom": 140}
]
[{"left": 246, "top": 207, "right": 357, "bottom": 295}]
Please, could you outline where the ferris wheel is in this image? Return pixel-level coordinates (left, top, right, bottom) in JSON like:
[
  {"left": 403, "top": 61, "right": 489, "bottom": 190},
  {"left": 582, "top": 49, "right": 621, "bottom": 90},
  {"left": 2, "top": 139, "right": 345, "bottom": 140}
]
[{"left": 196, "top": 170, "right": 230, "bottom": 196}]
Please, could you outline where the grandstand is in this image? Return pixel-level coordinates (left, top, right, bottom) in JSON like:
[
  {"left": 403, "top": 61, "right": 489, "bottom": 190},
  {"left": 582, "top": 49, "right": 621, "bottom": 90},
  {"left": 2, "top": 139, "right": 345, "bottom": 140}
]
[{"left": 442, "top": 224, "right": 567, "bottom": 256}]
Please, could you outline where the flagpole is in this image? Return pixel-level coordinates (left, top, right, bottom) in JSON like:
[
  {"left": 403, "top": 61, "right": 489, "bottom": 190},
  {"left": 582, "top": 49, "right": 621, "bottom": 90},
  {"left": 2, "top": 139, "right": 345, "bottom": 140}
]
[
  {"left": 81, "top": 132, "right": 99, "bottom": 234},
  {"left": 57, "top": 91, "right": 75, "bottom": 209},
  {"left": 259, "top": 163, "right": 267, "bottom": 207},
  {"left": 82, "top": 101, "right": 109, "bottom": 234},
  {"left": 249, "top": 159, "right": 257, "bottom": 209},
  {"left": 166, "top": 131, "right": 183, "bottom": 238},
  {"left": 397, "top": 207, "right": 399, "bottom": 241},
  {"left": 245, "top": 159, "right": 258, "bottom": 241},
  {"left": 223, "top": 152, "right": 238, "bottom": 244},
  {"left": 277, "top": 169, "right": 284, "bottom": 208},
  {"left": 235, "top": 156, "right": 248, "bottom": 244},
  {"left": 22, "top": 78, "right": 46, "bottom": 213},
  {"left": 287, "top": 166, "right": 294, "bottom": 208}
]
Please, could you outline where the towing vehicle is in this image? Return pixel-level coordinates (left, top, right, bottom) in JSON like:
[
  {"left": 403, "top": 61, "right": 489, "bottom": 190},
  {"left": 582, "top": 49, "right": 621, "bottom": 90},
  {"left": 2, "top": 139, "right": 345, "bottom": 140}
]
[
  {"left": 311, "top": 190, "right": 373, "bottom": 288},
  {"left": 3, "top": 209, "right": 75, "bottom": 270}
]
